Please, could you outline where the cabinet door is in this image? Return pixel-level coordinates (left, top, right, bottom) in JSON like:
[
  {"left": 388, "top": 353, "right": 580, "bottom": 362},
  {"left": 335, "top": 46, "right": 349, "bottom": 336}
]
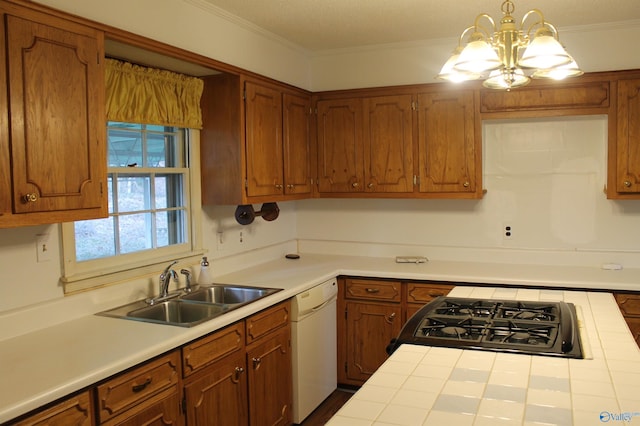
[
  {"left": 317, "top": 98, "right": 364, "bottom": 193},
  {"left": 363, "top": 95, "right": 414, "bottom": 193},
  {"left": 246, "top": 326, "right": 292, "bottom": 426},
  {"left": 14, "top": 391, "right": 93, "bottom": 426},
  {"left": 245, "top": 81, "right": 284, "bottom": 197},
  {"left": 184, "top": 351, "right": 248, "bottom": 426},
  {"left": 343, "top": 301, "right": 401, "bottom": 384},
  {"left": 615, "top": 79, "right": 640, "bottom": 193},
  {"left": 417, "top": 90, "right": 478, "bottom": 194},
  {"left": 6, "top": 14, "right": 105, "bottom": 214},
  {"left": 283, "top": 92, "right": 312, "bottom": 196}
]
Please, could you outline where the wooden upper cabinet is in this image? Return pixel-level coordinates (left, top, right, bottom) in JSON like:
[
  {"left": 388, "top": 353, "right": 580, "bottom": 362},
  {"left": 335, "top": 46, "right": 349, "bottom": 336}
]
[
  {"left": 0, "top": 6, "right": 107, "bottom": 227},
  {"left": 245, "top": 80, "right": 284, "bottom": 198},
  {"left": 283, "top": 92, "right": 312, "bottom": 196},
  {"left": 316, "top": 98, "right": 364, "bottom": 193},
  {"left": 200, "top": 74, "right": 312, "bottom": 205},
  {"left": 363, "top": 95, "right": 414, "bottom": 193},
  {"left": 417, "top": 89, "right": 480, "bottom": 196},
  {"left": 612, "top": 78, "right": 640, "bottom": 195}
]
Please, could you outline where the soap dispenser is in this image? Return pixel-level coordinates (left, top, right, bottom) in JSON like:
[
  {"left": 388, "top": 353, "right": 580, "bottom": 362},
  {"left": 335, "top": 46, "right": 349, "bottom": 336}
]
[{"left": 199, "top": 256, "right": 213, "bottom": 285}]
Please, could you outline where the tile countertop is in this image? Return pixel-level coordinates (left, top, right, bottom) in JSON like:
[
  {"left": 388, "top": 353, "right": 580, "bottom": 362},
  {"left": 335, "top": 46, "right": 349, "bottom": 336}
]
[
  {"left": 327, "top": 286, "right": 640, "bottom": 426},
  {"left": 2, "top": 254, "right": 640, "bottom": 423}
]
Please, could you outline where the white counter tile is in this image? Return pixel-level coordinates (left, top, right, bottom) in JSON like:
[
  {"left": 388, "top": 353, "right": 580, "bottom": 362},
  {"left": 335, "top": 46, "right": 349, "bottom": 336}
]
[{"left": 327, "top": 286, "right": 640, "bottom": 426}]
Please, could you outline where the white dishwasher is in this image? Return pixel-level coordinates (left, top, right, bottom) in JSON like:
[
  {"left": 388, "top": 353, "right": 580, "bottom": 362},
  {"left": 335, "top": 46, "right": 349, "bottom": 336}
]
[{"left": 291, "top": 277, "right": 338, "bottom": 424}]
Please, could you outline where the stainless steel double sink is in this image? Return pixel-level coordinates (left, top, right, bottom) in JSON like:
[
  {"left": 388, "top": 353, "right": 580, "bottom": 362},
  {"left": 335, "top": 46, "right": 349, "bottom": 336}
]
[{"left": 97, "top": 285, "right": 282, "bottom": 327}]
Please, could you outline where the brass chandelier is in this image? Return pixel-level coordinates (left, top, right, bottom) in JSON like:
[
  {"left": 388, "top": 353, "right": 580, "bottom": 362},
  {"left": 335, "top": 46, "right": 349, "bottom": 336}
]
[{"left": 437, "top": 0, "right": 583, "bottom": 90}]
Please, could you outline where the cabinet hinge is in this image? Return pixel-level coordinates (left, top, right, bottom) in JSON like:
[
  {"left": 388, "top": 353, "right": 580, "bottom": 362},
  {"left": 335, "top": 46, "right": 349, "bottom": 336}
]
[
  {"left": 243, "top": 89, "right": 247, "bottom": 100},
  {"left": 411, "top": 101, "right": 417, "bottom": 111},
  {"left": 181, "top": 395, "right": 186, "bottom": 413},
  {"left": 344, "top": 362, "right": 348, "bottom": 373},
  {"left": 100, "top": 181, "right": 104, "bottom": 194},
  {"left": 245, "top": 178, "right": 248, "bottom": 188},
  {"left": 413, "top": 175, "right": 420, "bottom": 186}
]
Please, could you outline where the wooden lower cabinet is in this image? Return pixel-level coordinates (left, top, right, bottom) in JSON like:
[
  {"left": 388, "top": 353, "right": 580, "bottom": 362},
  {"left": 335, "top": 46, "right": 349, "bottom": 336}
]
[
  {"left": 614, "top": 292, "right": 640, "bottom": 347},
  {"left": 183, "top": 301, "right": 292, "bottom": 426},
  {"left": 338, "top": 278, "right": 402, "bottom": 386},
  {"left": 183, "top": 351, "right": 248, "bottom": 426},
  {"left": 341, "top": 301, "right": 401, "bottom": 385},
  {"left": 13, "top": 390, "right": 94, "bottom": 426},
  {"left": 246, "top": 326, "right": 292, "bottom": 426},
  {"left": 338, "top": 277, "right": 455, "bottom": 386}
]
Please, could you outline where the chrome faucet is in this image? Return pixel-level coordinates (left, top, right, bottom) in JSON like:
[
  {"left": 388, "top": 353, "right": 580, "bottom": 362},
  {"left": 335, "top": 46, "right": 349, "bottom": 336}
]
[{"left": 159, "top": 260, "right": 178, "bottom": 298}]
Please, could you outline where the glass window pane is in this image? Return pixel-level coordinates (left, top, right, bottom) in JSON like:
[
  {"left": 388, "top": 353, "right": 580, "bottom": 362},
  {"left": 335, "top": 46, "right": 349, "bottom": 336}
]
[
  {"left": 146, "top": 132, "right": 183, "bottom": 167},
  {"left": 119, "top": 213, "right": 153, "bottom": 254},
  {"left": 117, "top": 176, "right": 151, "bottom": 212},
  {"left": 156, "top": 210, "right": 186, "bottom": 247},
  {"left": 108, "top": 128, "right": 143, "bottom": 167},
  {"left": 75, "top": 217, "right": 116, "bottom": 261},
  {"left": 156, "top": 174, "right": 184, "bottom": 209}
]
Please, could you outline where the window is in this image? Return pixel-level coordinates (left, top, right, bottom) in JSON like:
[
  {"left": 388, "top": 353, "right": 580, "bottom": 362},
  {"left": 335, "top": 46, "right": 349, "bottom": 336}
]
[{"left": 61, "top": 122, "right": 203, "bottom": 293}]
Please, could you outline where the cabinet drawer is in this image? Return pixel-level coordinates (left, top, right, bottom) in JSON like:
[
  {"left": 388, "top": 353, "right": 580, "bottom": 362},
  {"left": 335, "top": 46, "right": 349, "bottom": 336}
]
[
  {"left": 345, "top": 278, "right": 401, "bottom": 302},
  {"left": 246, "top": 300, "right": 291, "bottom": 345},
  {"left": 183, "top": 322, "right": 244, "bottom": 377},
  {"left": 406, "top": 283, "right": 454, "bottom": 304},
  {"left": 14, "top": 391, "right": 93, "bottom": 426},
  {"left": 615, "top": 293, "right": 640, "bottom": 317},
  {"left": 96, "top": 350, "right": 180, "bottom": 423}
]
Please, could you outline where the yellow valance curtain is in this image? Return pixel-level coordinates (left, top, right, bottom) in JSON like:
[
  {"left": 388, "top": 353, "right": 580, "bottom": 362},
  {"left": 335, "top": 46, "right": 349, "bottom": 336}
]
[{"left": 105, "top": 58, "right": 204, "bottom": 129}]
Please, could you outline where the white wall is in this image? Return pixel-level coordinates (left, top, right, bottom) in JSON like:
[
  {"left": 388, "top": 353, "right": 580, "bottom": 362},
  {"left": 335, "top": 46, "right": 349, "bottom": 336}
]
[{"left": 2, "top": 1, "right": 640, "bottom": 313}]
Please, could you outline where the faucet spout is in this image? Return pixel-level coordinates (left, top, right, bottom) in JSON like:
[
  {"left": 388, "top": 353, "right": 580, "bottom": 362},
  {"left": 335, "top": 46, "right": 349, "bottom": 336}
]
[{"left": 159, "top": 261, "right": 178, "bottom": 298}]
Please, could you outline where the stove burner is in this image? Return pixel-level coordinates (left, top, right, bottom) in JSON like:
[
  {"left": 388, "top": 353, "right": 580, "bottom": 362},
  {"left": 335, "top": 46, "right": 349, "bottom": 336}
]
[
  {"left": 440, "top": 326, "right": 469, "bottom": 337},
  {"left": 459, "top": 308, "right": 473, "bottom": 315},
  {"left": 508, "top": 332, "right": 533, "bottom": 344},
  {"left": 513, "top": 311, "right": 537, "bottom": 320}
]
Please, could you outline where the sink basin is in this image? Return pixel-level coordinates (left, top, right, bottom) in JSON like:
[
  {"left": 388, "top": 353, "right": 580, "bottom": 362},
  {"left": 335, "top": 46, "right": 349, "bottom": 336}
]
[
  {"left": 181, "top": 285, "right": 281, "bottom": 306},
  {"left": 97, "top": 285, "right": 282, "bottom": 327},
  {"left": 128, "top": 300, "right": 228, "bottom": 326},
  {"left": 98, "top": 299, "right": 228, "bottom": 327}
]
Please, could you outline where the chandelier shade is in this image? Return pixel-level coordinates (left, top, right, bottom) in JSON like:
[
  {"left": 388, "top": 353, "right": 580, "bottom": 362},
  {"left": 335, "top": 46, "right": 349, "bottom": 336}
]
[{"left": 437, "top": 0, "right": 582, "bottom": 90}]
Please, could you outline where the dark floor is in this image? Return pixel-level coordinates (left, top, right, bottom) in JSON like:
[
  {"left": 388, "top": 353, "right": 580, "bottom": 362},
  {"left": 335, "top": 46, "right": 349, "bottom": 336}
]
[{"left": 298, "top": 389, "right": 355, "bottom": 426}]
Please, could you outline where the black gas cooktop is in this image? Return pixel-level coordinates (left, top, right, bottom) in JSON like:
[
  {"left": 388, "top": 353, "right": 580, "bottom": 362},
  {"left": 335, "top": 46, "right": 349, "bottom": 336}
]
[{"left": 387, "top": 296, "right": 583, "bottom": 359}]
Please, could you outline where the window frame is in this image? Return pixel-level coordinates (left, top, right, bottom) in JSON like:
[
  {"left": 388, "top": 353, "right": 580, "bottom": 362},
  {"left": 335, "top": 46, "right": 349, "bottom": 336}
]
[{"left": 60, "top": 129, "right": 204, "bottom": 294}]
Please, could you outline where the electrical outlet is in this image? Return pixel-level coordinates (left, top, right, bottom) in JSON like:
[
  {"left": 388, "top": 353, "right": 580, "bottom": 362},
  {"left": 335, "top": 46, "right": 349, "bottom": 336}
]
[
  {"left": 36, "top": 233, "right": 52, "bottom": 262},
  {"left": 503, "top": 223, "right": 514, "bottom": 240}
]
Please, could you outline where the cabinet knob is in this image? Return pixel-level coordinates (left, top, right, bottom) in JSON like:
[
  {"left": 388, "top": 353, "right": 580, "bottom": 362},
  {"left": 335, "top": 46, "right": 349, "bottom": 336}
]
[
  {"left": 23, "top": 193, "right": 38, "bottom": 203},
  {"left": 352, "top": 182, "right": 359, "bottom": 188},
  {"left": 387, "top": 312, "right": 396, "bottom": 322},
  {"left": 275, "top": 184, "right": 283, "bottom": 190},
  {"left": 624, "top": 181, "right": 632, "bottom": 188},
  {"left": 367, "top": 183, "right": 374, "bottom": 189},
  {"left": 463, "top": 181, "right": 470, "bottom": 188},
  {"left": 287, "top": 184, "right": 294, "bottom": 190},
  {"left": 365, "top": 288, "right": 380, "bottom": 294}
]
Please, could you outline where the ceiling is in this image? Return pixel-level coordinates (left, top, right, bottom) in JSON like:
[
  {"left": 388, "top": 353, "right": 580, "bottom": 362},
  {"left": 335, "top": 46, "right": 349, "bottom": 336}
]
[{"left": 199, "top": 0, "right": 640, "bottom": 51}]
